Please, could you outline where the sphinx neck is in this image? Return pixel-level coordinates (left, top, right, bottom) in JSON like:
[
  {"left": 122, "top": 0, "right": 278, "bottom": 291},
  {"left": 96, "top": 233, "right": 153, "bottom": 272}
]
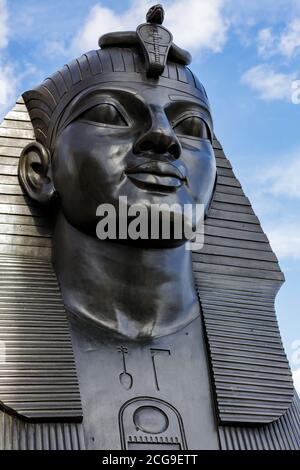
[{"left": 52, "top": 212, "right": 200, "bottom": 340}]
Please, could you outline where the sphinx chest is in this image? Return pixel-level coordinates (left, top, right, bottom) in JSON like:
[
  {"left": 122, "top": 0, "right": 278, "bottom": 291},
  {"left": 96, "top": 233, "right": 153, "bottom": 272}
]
[{"left": 68, "top": 314, "right": 219, "bottom": 450}]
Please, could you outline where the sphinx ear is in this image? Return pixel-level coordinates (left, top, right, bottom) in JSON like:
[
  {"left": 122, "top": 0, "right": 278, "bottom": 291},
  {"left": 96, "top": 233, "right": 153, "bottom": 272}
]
[{"left": 18, "top": 142, "right": 55, "bottom": 204}]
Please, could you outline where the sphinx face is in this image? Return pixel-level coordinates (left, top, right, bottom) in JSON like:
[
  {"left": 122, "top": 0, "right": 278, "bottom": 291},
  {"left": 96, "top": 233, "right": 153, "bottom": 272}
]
[{"left": 51, "top": 81, "right": 216, "bottom": 246}]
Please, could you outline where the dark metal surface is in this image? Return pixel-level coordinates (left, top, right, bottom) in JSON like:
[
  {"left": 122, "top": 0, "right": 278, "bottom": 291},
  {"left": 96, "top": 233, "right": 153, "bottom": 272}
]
[
  {"left": 146, "top": 4, "right": 165, "bottom": 24},
  {"left": 0, "top": 98, "right": 52, "bottom": 259},
  {"left": 219, "top": 394, "right": 300, "bottom": 450},
  {"left": 0, "top": 410, "right": 85, "bottom": 449},
  {"left": 0, "top": 98, "right": 297, "bottom": 436},
  {"left": 23, "top": 54, "right": 207, "bottom": 153},
  {"left": 0, "top": 99, "right": 80, "bottom": 420},
  {"left": 68, "top": 313, "right": 220, "bottom": 450},
  {"left": 0, "top": 254, "right": 82, "bottom": 421},
  {"left": 193, "top": 139, "right": 293, "bottom": 424}
]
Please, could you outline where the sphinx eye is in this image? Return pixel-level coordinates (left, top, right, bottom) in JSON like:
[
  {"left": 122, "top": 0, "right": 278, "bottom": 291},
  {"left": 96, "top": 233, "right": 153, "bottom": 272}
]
[
  {"left": 79, "top": 103, "right": 128, "bottom": 126},
  {"left": 174, "top": 116, "right": 210, "bottom": 141}
]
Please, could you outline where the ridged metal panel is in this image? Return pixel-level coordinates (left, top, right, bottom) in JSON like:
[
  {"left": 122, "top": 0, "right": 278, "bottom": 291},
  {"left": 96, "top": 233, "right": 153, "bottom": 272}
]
[
  {"left": 195, "top": 274, "right": 294, "bottom": 424},
  {"left": 0, "top": 254, "right": 82, "bottom": 420},
  {"left": 219, "top": 394, "right": 300, "bottom": 449},
  {"left": 192, "top": 139, "right": 294, "bottom": 425},
  {"left": 0, "top": 97, "right": 52, "bottom": 260},
  {"left": 0, "top": 409, "right": 85, "bottom": 449},
  {"left": 0, "top": 98, "right": 82, "bottom": 421}
]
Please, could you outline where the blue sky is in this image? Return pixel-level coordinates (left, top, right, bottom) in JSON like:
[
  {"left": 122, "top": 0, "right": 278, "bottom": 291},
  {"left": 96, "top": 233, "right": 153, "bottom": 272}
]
[{"left": 0, "top": 0, "right": 300, "bottom": 389}]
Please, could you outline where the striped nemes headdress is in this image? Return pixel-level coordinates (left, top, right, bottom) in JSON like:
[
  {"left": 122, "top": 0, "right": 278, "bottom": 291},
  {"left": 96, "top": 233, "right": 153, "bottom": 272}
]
[{"left": 23, "top": 4, "right": 211, "bottom": 153}]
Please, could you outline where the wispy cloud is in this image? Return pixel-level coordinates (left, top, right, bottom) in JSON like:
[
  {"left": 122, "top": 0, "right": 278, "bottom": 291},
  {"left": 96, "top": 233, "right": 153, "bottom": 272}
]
[
  {"left": 257, "top": 28, "right": 277, "bottom": 57},
  {"left": 241, "top": 64, "right": 297, "bottom": 101},
  {"left": 227, "top": 0, "right": 300, "bottom": 23},
  {"left": 2, "top": 0, "right": 300, "bottom": 112},
  {"left": 68, "top": 0, "right": 228, "bottom": 56},
  {"left": 244, "top": 148, "right": 300, "bottom": 260},
  {"left": 257, "top": 18, "right": 300, "bottom": 59},
  {"left": 8, "top": 0, "right": 300, "bottom": 62},
  {"left": 280, "top": 18, "right": 300, "bottom": 58},
  {"left": 0, "top": 0, "right": 8, "bottom": 49},
  {"left": 257, "top": 150, "right": 300, "bottom": 198},
  {"left": 267, "top": 224, "right": 300, "bottom": 260},
  {"left": 0, "top": 1, "right": 39, "bottom": 119},
  {"left": 17, "top": 0, "right": 300, "bottom": 93},
  {"left": 0, "top": 63, "right": 18, "bottom": 111},
  {"left": 0, "top": 0, "right": 18, "bottom": 115}
]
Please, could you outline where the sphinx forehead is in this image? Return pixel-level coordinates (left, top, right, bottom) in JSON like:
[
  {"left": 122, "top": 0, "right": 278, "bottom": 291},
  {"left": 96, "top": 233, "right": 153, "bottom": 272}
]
[{"left": 64, "top": 80, "right": 210, "bottom": 108}]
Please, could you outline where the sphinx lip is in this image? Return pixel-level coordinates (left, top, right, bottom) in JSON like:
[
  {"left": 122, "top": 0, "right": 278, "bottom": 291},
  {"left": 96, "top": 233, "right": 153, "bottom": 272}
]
[
  {"left": 125, "top": 161, "right": 186, "bottom": 180},
  {"left": 125, "top": 161, "right": 186, "bottom": 189}
]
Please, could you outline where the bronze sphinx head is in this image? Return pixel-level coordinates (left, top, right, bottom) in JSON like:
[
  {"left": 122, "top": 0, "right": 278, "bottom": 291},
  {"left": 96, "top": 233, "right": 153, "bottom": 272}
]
[{"left": 18, "top": 6, "right": 216, "bottom": 248}]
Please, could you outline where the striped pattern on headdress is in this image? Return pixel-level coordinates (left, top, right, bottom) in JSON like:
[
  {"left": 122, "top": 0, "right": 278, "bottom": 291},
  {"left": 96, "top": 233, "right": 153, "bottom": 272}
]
[{"left": 23, "top": 47, "right": 210, "bottom": 152}]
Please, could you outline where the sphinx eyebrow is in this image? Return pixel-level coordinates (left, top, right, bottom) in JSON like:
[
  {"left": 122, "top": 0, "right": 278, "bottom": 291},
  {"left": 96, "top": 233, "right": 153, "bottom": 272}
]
[
  {"left": 167, "top": 94, "right": 212, "bottom": 122},
  {"left": 168, "top": 94, "right": 210, "bottom": 114},
  {"left": 58, "top": 92, "right": 132, "bottom": 133},
  {"left": 168, "top": 94, "right": 206, "bottom": 105},
  {"left": 72, "top": 87, "right": 139, "bottom": 107}
]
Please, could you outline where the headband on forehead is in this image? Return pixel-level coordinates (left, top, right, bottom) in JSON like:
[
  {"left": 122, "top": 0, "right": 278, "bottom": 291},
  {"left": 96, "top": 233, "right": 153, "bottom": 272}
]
[{"left": 22, "top": 4, "right": 211, "bottom": 152}]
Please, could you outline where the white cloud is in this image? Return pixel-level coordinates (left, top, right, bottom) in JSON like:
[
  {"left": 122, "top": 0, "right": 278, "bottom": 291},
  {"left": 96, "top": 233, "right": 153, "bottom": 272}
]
[
  {"left": 70, "top": 0, "right": 228, "bottom": 55},
  {"left": 257, "top": 18, "right": 300, "bottom": 59},
  {"left": 10, "top": 0, "right": 300, "bottom": 63},
  {"left": 257, "top": 28, "right": 277, "bottom": 57},
  {"left": 0, "top": 0, "right": 8, "bottom": 49},
  {"left": 267, "top": 225, "right": 300, "bottom": 260},
  {"left": 279, "top": 18, "right": 300, "bottom": 58},
  {"left": 246, "top": 149, "right": 300, "bottom": 260},
  {"left": 241, "top": 64, "right": 297, "bottom": 101},
  {"left": 0, "top": 1, "right": 16, "bottom": 117},
  {"left": 0, "top": 63, "right": 18, "bottom": 116},
  {"left": 163, "top": 0, "right": 228, "bottom": 52},
  {"left": 228, "top": 0, "right": 300, "bottom": 20},
  {"left": 257, "top": 151, "right": 300, "bottom": 198},
  {"left": 70, "top": 3, "right": 130, "bottom": 53},
  {"left": 293, "top": 369, "right": 300, "bottom": 395}
]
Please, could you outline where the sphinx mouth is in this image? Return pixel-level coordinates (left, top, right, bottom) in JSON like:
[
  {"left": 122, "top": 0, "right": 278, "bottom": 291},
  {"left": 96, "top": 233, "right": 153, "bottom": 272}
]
[{"left": 125, "top": 161, "right": 187, "bottom": 189}]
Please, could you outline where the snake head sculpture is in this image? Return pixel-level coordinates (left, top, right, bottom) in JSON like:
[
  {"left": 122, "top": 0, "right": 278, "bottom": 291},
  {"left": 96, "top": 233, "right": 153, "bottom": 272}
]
[{"left": 146, "top": 4, "right": 165, "bottom": 25}]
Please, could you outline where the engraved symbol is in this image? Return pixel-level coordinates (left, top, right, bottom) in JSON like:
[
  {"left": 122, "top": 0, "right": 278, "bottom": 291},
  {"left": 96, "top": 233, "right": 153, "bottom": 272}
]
[
  {"left": 147, "top": 27, "right": 163, "bottom": 63},
  {"left": 133, "top": 406, "right": 169, "bottom": 434},
  {"left": 118, "top": 346, "right": 133, "bottom": 390},
  {"left": 150, "top": 348, "right": 171, "bottom": 391},
  {"left": 119, "top": 397, "right": 187, "bottom": 450}
]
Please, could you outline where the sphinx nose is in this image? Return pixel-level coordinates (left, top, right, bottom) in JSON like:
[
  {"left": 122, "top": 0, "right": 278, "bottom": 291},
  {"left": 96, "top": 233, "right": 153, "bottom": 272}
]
[{"left": 133, "top": 107, "right": 181, "bottom": 159}]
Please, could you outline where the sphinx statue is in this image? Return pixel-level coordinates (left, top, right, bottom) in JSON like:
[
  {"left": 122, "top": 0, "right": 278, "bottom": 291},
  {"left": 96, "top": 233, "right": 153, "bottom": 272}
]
[{"left": 0, "top": 4, "right": 299, "bottom": 450}]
